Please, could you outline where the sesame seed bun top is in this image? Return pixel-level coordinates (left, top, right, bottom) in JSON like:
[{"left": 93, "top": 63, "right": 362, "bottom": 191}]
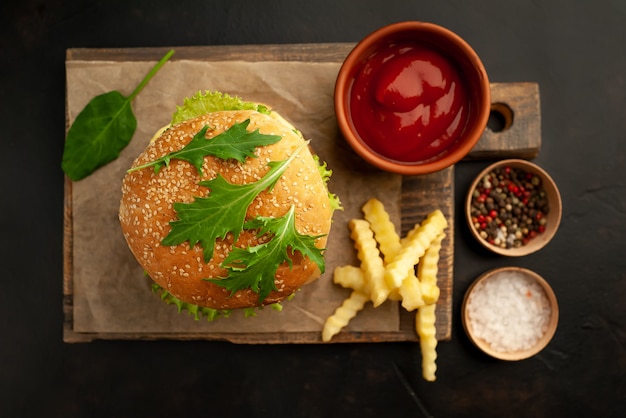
[{"left": 119, "top": 109, "right": 333, "bottom": 309}]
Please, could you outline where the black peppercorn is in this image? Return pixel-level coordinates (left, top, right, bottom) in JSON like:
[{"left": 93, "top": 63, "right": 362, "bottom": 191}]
[{"left": 470, "top": 165, "right": 549, "bottom": 249}]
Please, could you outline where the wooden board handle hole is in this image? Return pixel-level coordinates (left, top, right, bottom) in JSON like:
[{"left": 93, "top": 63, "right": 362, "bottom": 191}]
[{"left": 488, "top": 102, "right": 514, "bottom": 133}]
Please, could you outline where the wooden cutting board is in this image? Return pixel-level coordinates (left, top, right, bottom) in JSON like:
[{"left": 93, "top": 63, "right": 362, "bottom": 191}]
[{"left": 63, "top": 44, "right": 540, "bottom": 343}]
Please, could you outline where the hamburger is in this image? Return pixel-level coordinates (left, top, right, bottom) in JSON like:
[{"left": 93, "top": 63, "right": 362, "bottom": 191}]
[{"left": 119, "top": 91, "right": 340, "bottom": 320}]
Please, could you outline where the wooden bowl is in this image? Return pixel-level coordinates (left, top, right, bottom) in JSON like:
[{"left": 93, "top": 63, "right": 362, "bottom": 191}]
[
  {"left": 465, "top": 159, "right": 562, "bottom": 256},
  {"left": 462, "top": 267, "right": 559, "bottom": 361},
  {"left": 334, "top": 21, "right": 490, "bottom": 175}
]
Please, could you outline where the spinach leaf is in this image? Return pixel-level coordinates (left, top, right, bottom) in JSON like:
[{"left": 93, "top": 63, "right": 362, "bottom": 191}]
[{"left": 62, "top": 49, "right": 174, "bottom": 181}]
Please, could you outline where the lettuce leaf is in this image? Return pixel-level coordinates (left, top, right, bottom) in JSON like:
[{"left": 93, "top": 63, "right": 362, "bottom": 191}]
[
  {"left": 314, "top": 154, "right": 342, "bottom": 211},
  {"left": 152, "top": 283, "right": 230, "bottom": 322},
  {"left": 171, "top": 90, "right": 270, "bottom": 125},
  {"left": 151, "top": 283, "right": 286, "bottom": 321}
]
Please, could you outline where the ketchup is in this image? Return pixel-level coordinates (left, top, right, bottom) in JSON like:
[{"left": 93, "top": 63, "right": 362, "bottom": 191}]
[{"left": 349, "top": 43, "right": 470, "bottom": 163}]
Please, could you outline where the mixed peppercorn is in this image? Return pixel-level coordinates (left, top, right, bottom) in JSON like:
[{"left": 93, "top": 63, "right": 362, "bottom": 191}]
[{"left": 469, "top": 165, "right": 550, "bottom": 249}]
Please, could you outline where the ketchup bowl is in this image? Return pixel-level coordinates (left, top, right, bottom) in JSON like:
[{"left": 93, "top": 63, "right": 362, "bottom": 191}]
[{"left": 335, "top": 21, "right": 491, "bottom": 175}]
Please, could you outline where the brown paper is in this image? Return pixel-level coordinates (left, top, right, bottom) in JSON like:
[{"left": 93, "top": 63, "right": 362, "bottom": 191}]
[{"left": 67, "top": 59, "right": 402, "bottom": 335}]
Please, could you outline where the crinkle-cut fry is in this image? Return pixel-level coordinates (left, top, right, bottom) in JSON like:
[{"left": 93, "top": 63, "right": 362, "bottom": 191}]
[
  {"left": 385, "top": 210, "right": 447, "bottom": 289},
  {"left": 399, "top": 274, "right": 441, "bottom": 311},
  {"left": 417, "top": 232, "right": 443, "bottom": 304},
  {"left": 416, "top": 303, "right": 438, "bottom": 381},
  {"left": 333, "top": 265, "right": 367, "bottom": 293},
  {"left": 349, "top": 219, "right": 390, "bottom": 307},
  {"left": 401, "top": 210, "right": 448, "bottom": 246},
  {"left": 322, "top": 290, "right": 369, "bottom": 342},
  {"left": 416, "top": 229, "right": 443, "bottom": 381},
  {"left": 387, "top": 288, "right": 402, "bottom": 301},
  {"left": 417, "top": 232, "right": 445, "bottom": 287},
  {"left": 362, "top": 198, "right": 403, "bottom": 264},
  {"left": 420, "top": 282, "right": 440, "bottom": 305},
  {"left": 398, "top": 272, "right": 425, "bottom": 311}
]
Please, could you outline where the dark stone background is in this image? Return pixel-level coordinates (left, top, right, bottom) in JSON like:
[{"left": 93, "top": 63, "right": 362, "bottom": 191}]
[{"left": 1, "top": 1, "right": 624, "bottom": 416}]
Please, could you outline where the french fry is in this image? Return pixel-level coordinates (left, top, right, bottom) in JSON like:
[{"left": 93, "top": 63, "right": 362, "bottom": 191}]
[
  {"left": 333, "top": 265, "right": 367, "bottom": 293},
  {"left": 415, "top": 231, "right": 445, "bottom": 306},
  {"left": 398, "top": 273, "right": 423, "bottom": 311},
  {"left": 417, "top": 232, "right": 445, "bottom": 287},
  {"left": 415, "top": 230, "right": 444, "bottom": 381},
  {"left": 385, "top": 209, "right": 447, "bottom": 289},
  {"left": 323, "top": 200, "right": 447, "bottom": 382},
  {"left": 362, "top": 198, "right": 403, "bottom": 302},
  {"left": 334, "top": 260, "right": 404, "bottom": 301},
  {"left": 322, "top": 290, "right": 369, "bottom": 342},
  {"left": 362, "top": 198, "right": 403, "bottom": 264},
  {"left": 419, "top": 282, "right": 440, "bottom": 305},
  {"left": 399, "top": 231, "right": 445, "bottom": 309},
  {"left": 399, "top": 275, "right": 441, "bottom": 311},
  {"left": 387, "top": 288, "right": 402, "bottom": 301},
  {"left": 349, "top": 219, "right": 390, "bottom": 307},
  {"left": 416, "top": 304, "right": 438, "bottom": 381}
]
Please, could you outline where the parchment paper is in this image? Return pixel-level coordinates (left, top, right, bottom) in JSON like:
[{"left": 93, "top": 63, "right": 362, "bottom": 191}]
[{"left": 67, "top": 59, "right": 402, "bottom": 335}]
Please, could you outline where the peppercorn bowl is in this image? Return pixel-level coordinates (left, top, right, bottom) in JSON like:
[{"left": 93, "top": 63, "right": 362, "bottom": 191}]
[
  {"left": 462, "top": 267, "right": 559, "bottom": 361},
  {"left": 465, "top": 159, "right": 562, "bottom": 256},
  {"left": 334, "top": 21, "right": 491, "bottom": 175}
]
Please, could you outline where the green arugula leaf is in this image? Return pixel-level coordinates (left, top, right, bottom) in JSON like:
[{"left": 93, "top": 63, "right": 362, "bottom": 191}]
[
  {"left": 161, "top": 141, "right": 309, "bottom": 262},
  {"left": 127, "top": 119, "right": 281, "bottom": 176},
  {"left": 214, "top": 205, "right": 326, "bottom": 302},
  {"left": 171, "top": 90, "right": 270, "bottom": 125},
  {"left": 62, "top": 49, "right": 174, "bottom": 181},
  {"left": 244, "top": 207, "right": 326, "bottom": 272}
]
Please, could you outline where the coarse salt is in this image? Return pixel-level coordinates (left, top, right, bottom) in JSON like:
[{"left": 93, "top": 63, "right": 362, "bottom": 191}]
[{"left": 466, "top": 270, "right": 552, "bottom": 353}]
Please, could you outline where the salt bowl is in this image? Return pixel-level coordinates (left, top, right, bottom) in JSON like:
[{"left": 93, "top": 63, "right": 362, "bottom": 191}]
[{"left": 462, "top": 266, "right": 559, "bottom": 361}]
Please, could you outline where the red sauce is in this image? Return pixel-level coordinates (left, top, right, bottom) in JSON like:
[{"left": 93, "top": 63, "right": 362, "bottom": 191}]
[{"left": 349, "top": 43, "right": 470, "bottom": 163}]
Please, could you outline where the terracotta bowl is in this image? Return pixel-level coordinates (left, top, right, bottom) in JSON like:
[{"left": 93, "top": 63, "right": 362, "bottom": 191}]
[
  {"left": 334, "top": 21, "right": 490, "bottom": 175},
  {"left": 465, "top": 159, "right": 562, "bottom": 256},
  {"left": 462, "top": 267, "right": 559, "bottom": 361}
]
